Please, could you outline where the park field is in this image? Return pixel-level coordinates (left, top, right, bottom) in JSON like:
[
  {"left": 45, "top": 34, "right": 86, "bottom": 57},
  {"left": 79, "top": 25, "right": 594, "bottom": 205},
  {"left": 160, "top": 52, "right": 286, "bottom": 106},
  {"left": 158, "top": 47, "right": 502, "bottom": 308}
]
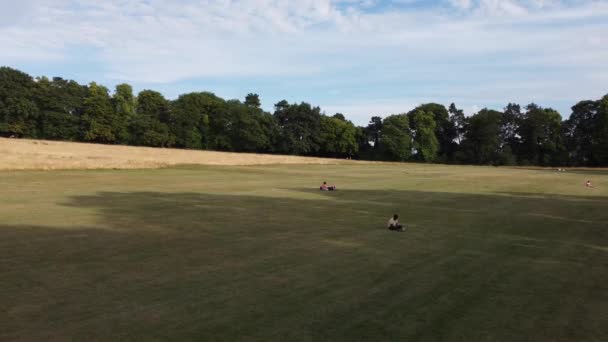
[{"left": 1, "top": 163, "right": 607, "bottom": 341}]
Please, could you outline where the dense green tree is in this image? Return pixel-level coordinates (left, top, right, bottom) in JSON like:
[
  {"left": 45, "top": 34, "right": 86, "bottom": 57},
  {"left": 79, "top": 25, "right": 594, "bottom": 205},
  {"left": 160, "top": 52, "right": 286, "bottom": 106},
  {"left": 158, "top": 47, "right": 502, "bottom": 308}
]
[
  {"left": 500, "top": 103, "right": 523, "bottom": 163},
  {"left": 459, "top": 109, "right": 502, "bottom": 165},
  {"left": 354, "top": 126, "right": 370, "bottom": 159},
  {"left": 0, "top": 67, "right": 39, "bottom": 137},
  {"left": 449, "top": 103, "right": 466, "bottom": 144},
  {"left": 244, "top": 93, "right": 261, "bottom": 108},
  {"left": 409, "top": 103, "right": 454, "bottom": 161},
  {"left": 564, "top": 100, "right": 598, "bottom": 165},
  {"left": 319, "top": 115, "right": 358, "bottom": 158},
  {"left": 81, "top": 82, "right": 121, "bottom": 143},
  {"left": 273, "top": 100, "right": 322, "bottom": 155},
  {"left": 171, "top": 92, "right": 225, "bottom": 149},
  {"left": 594, "top": 95, "right": 608, "bottom": 165},
  {"left": 518, "top": 104, "right": 563, "bottom": 166},
  {"left": 365, "top": 116, "right": 383, "bottom": 150},
  {"left": 380, "top": 114, "right": 411, "bottom": 161},
  {"left": 35, "top": 77, "right": 87, "bottom": 141},
  {"left": 111, "top": 84, "right": 135, "bottom": 143},
  {"left": 130, "top": 90, "right": 174, "bottom": 147},
  {"left": 565, "top": 95, "right": 608, "bottom": 166},
  {"left": 256, "top": 111, "right": 281, "bottom": 153},
  {"left": 223, "top": 100, "right": 270, "bottom": 152},
  {"left": 410, "top": 110, "right": 438, "bottom": 162}
]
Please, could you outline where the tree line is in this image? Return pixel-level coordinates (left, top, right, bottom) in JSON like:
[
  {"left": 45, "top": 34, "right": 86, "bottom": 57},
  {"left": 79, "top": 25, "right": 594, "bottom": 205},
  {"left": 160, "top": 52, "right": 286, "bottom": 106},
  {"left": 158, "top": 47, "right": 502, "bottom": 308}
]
[{"left": 1, "top": 66, "right": 607, "bottom": 166}]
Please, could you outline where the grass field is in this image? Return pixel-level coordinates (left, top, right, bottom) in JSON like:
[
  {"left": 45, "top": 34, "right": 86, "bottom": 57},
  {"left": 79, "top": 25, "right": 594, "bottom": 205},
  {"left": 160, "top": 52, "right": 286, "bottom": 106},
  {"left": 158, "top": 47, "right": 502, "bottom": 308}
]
[{"left": 2, "top": 163, "right": 607, "bottom": 341}]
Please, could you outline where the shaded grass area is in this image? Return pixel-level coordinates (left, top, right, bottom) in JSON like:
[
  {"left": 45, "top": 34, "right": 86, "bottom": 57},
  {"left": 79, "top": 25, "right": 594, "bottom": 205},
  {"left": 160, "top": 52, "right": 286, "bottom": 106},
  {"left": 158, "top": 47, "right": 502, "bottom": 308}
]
[{"left": 1, "top": 165, "right": 608, "bottom": 341}]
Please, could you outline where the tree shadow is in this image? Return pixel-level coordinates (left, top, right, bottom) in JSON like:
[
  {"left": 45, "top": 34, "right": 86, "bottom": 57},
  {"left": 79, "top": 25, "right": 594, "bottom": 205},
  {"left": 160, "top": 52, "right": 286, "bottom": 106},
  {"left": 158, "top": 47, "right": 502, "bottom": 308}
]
[{"left": 2, "top": 189, "right": 608, "bottom": 341}]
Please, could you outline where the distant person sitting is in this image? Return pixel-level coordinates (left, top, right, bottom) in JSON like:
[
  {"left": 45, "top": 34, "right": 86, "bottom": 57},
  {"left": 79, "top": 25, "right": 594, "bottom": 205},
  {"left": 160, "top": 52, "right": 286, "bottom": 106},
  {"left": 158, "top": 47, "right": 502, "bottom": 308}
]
[
  {"left": 320, "top": 181, "right": 336, "bottom": 191},
  {"left": 387, "top": 214, "right": 404, "bottom": 232},
  {"left": 586, "top": 180, "right": 593, "bottom": 188}
]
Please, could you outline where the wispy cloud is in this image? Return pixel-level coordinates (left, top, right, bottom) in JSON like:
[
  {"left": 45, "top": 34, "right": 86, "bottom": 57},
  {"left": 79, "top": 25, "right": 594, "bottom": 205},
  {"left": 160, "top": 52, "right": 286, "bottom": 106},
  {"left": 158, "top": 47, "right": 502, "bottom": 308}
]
[{"left": 0, "top": 0, "right": 607, "bottom": 124}]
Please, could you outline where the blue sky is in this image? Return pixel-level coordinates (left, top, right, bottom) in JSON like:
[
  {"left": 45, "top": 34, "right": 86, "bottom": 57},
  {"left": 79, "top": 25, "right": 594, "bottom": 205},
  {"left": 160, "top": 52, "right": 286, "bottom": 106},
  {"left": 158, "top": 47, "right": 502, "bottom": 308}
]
[{"left": 1, "top": 0, "right": 607, "bottom": 125}]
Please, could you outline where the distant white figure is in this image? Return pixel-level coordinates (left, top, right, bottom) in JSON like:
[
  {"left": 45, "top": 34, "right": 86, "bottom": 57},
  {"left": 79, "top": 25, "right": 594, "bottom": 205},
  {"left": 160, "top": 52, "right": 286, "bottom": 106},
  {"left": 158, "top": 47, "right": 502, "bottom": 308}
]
[{"left": 586, "top": 180, "right": 593, "bottom": 188}]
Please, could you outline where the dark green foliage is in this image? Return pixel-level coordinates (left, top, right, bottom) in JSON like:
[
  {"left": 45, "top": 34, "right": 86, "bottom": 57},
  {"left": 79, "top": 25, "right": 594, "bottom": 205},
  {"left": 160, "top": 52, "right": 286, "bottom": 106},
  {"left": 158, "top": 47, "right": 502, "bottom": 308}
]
[
  {"left": 459, "top": 109, "right": 502, "bottom": 165},
  {"left": 380, "top": 114, "right": 411, "bottom": 161},
  {"left": 319, "top": 115, "right": 358, "bottom": 158},
  {"left": 449, "top": 103, "right": 466, "bottom": 145},
  {"left": 595, "top": 96, "right": 608, "bottom": 165},
  {"left": 409, "top": 103, "right": 453, "bottom": 161},
  {"left": 81, "top": 82, "right": 122, "bottom": 143},
  {"left": 410, "top": 110, "right": 438, "bottom": 162},
  {"left": 518, "top": 104, "right": 564, "bottom": 166},
  {"left": 273, "top": 100, "right": 322, "bottom": 155},
  {"left": 170, "top": 92, "right": 220, "bottom": 149},
  {"left": 565, "top": 95, "right": 608, "bottom": 166},
  {"left": 35, "top": 77, "right": 87, "bottom": 141},
  {"left": 366, "top": 116, "right": 383, "bottom": 150},
  {"left": 244, "top": 93, "right": 261, "bottom": 108},
  {"left": 130, "top": 90, "right": 174, "bottom": 147},
  {"left": 112, "top": 84, "right": 135, "bottom": 143},
  {"left": 1, "top": 67, "right": 607, "bottom": 166},
  {"left": 0, "top": 67, "right": 39, "bottom": 137},
  {"left": 224, "top": 100, "right": 270, "bottom": 153}
]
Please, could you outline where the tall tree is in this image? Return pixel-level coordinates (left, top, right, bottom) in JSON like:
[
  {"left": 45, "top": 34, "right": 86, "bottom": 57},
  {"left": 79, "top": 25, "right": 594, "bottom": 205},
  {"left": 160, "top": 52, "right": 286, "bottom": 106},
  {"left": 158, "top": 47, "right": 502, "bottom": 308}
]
[
  {"left": 380, "top": 114, "right": 411, "bottom": 161},
  {"left": 449, "top": 103, "right": 466, "bottom": 144},
  {"left": 564, "top": 100, "right": 598, "bottom": 165},
  {"left": 244, "top": 93, "right": 261, "bottom": 109},
  {"left": 112, "top": 84, "right": 135, "bottom": 143},
  {"left": 409, "top": 103, "right": 454, "bottom": 161},
  {"left": 224, "top": 99, "right": 271, "bottom": 152},
  {"left": 319, "top": 115, "right": 358, "bottom": 158},
  {"left": 518, "top": 104, "right": 564, "bottom": 166},
  {"left": 0, "top": 67, "right": 39, "bottom": 138},
  {"left": 256, "top": 111, "right": 280, "bottom": 153},
  {"left": 171, "top": 92, "right": 224, "bottom": 149},
  {"left": 366, "top": 116, "right": 383, "bottom": 150},
  {"left": 566, "top": 94, "right": 608, "bottom": 166},
  {"left": 594, "top": 95, "right": 608, "bottom": 165},
  {"left": 410, "top": 110, "right": 438, "bottom": 162},
  {"left": 273, "top": 100, "right": 322, "bottom": 155},
  {"left": 35, "top": 76, "right": 87, "bottom": 141},
  {"left": 130, "top": 90, "right": 174, "bottom": 147},
  {"left": 81, "top": 82, "right": 119, "bottom": 143},
  {"left": 459, "top": 109, "right": 502, "bottom": 165}
]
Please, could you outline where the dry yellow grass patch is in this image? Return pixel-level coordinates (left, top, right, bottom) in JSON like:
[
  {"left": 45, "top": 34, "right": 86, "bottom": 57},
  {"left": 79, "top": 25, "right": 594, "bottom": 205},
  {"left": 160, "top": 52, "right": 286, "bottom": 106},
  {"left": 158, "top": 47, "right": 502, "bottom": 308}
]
[{"left": 0, "top": 138, "right": 361, "bottom": 170}]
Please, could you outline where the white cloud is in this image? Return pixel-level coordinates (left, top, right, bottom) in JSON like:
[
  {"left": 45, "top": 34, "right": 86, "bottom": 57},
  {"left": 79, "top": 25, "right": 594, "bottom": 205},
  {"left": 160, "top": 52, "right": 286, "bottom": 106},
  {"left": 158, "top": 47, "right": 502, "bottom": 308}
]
[{"left": 0, "top": 0, "right": 606, "bottom": 120}]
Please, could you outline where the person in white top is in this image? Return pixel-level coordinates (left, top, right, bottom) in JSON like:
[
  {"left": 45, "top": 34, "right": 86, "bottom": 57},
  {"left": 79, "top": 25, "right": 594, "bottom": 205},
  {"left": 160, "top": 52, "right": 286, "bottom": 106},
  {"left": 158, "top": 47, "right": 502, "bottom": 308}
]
[{"left": 387, "top": 214, "right": 404, "bottom": 232}]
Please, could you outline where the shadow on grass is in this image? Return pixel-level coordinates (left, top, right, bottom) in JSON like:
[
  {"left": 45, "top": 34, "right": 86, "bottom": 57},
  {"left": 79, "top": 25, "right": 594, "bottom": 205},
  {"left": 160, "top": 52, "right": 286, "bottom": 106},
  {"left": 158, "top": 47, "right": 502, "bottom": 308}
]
[{"left": 2, "top": 189, "right": 608, "bottom": 341}]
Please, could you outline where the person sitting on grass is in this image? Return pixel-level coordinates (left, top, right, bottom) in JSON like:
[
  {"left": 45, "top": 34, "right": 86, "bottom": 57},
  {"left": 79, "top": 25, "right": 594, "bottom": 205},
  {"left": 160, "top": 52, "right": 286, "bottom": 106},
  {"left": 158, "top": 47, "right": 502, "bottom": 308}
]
[
  {"left": 387, "top": 214, "right": 404, "bottom": 232},
  {"left": 586, "top": 180, "right": 593, "bottom": 188},
  {"left": 320, "top": 181, "right": 337, "bottom": 191}
]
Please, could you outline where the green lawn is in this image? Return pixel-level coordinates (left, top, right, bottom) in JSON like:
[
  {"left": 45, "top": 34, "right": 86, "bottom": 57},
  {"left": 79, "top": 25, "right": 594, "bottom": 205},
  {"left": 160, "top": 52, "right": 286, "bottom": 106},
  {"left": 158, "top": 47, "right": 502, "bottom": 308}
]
[{"left": 1, "top": 164, "right": 607, "bottom": 341}]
